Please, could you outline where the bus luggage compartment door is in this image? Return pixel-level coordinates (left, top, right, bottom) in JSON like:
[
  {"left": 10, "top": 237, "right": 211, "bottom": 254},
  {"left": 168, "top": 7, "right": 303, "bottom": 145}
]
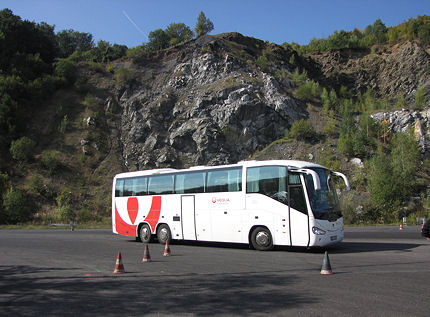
[{"left": 181, "top": 195, "right": 196, "bottom": 240}]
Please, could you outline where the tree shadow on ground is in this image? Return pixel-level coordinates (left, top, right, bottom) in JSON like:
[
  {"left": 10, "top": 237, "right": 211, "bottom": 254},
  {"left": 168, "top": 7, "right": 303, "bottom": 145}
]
[{"left": 0, "top": 264, "right": 318, "bottom": 316}]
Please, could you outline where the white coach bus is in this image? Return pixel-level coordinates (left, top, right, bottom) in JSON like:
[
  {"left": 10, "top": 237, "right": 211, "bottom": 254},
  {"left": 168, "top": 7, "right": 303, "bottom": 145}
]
[{"left": 112, "top": 160, "right": 350, "bottom": 250}]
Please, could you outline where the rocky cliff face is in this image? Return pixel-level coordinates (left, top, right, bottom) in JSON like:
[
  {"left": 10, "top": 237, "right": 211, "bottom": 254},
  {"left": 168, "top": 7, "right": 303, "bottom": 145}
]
[
  {"left": 115, "top": 34, "right": 307, "bottom": 170},
  {"left": 371, "top": 108, "right": 430, "bottom": 156},
  {"left": 308, "top": 41, "right": 430, "bottom": 104},
  {"left": 91, "top": 34, "right": 430, "bottom": 172}
]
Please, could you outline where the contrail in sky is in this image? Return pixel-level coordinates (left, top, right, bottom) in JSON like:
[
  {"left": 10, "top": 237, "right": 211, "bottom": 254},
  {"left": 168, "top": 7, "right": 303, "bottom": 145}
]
[{"left": 122, "top": 10, "right": 146, "bottom": 37}]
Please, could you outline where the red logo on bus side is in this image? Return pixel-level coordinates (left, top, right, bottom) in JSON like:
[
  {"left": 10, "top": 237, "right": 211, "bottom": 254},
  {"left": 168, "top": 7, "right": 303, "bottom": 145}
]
[
  {"left": 127, "top": 197, "right": 139, "bottom": 224},
  {"left": 212, "top": 197, "right": 230, "bottom": 204}
]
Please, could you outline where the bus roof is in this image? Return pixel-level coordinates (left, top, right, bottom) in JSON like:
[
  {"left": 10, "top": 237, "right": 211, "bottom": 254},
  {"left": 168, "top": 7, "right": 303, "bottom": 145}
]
[{"left": 113, "top": 160, "right": 327, "bottom": 179}]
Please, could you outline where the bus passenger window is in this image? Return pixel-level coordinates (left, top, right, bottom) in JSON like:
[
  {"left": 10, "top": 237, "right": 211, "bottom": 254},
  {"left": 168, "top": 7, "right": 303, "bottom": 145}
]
[
  {"left": 124, "top": 178, "right": 135, "bottom": 196},
  {"left": 135, "top": 177, "right": 147, "bottom": 196},
  {"left": 115, "top": 179, "right": 124, "bottom": 197},
  {"left": 175, "top": 172, "right": 205, "bottom": 194},
  {"left": 148, "top": 175, "right": 175, "bottom": 195},
  {"left": 246, "top": 166, "right": 287, "bottom": 204},
  {"left": 207, "top": 170, "right": 228, "bottom": 192},
  {"left": 207, "top": 167, "right": 242, "bottom": 193}
]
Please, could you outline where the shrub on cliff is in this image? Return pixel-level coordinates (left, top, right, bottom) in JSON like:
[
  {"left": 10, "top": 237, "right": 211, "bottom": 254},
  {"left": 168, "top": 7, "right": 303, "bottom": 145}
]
[
  {"left": 10, "top": 137, "right": 36, "bottom": 162},
  {"left": 288, "top": 119, "right": 317, "bottom": 142},
  {"left": 2, "top": 187, "right": 34, "bottom": 224}
]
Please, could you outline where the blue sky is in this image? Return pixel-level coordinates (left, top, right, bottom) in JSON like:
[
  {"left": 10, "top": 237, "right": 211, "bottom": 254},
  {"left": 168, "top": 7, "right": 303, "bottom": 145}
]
[{"left": 2, "top": 0, "right": 429, "bottom": 48}]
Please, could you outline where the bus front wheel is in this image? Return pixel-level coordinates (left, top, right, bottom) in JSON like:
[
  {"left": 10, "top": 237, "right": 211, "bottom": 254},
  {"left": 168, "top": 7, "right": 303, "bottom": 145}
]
[
  {"left": 251, "top": 227, "right": 273, "bottom": 251},
  {"left": 157, "top": 224, "right": 171, "bottom": 244},
  {"left": 139, "top": 224, "right": 152, "bottom": 243}
]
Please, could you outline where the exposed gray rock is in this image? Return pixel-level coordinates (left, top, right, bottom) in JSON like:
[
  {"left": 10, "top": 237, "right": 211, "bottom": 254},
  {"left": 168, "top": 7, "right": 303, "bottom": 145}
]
[
  {"left": 309, "top": 41, "right": 430, "bottom": 104},
  {"left": 80, "top": 139, "right": 89, "bottom": 146},
  {"left": 86, "top": 117, "right": 96, "bottom": 126},
  {"left": 117, "top": 34, "right": 308, "bottom": 170},
  {"left": 371, "top": 107, "right": 430, "bottom": 155},
  {"left": 350, "top": 157, "right": 364, "bottom": 168}
]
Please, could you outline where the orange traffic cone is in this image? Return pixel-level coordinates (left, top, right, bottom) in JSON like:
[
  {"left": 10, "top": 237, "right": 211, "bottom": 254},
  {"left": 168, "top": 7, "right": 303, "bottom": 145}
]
[
  {"left": 320, "top": 251, "right": 333, "bottom": 275},
  {"left": 113, "top": 252, "right": 125, "bottom": 274},
  {"left": 163, "top": 241, "right": 171, "bottom": 257},
  {"left": 399, "top": 223, "right": 403, "bottom": 230},
  {"left": 142, "top": 243, "right": 152, "bottom": 262}
]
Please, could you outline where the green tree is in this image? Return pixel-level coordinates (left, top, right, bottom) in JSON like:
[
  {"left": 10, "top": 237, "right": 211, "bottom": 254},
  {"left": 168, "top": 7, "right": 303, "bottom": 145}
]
[
  {"left": 54, "top": 58, "right": 77, "bottom": 84},
  {"left": 321, "top": 88, "right": 330, "bottom": 113},
  {"left": 289, "top": 119, "right": 317, "bottom": 142},
  {"left": 0, "top": 9, "right": 58, "bottom": 72},
  {"left": 296, "top": 81, "right": 321, "bottom": 102},
  {"left": 39, "top": 149, "right": 61, "bottom": 175},
  {"left": 0, "top": 92, "right": 18, "bottom": 136},
  {"left": 367, "top": 132, "right": 420, "bottom": 220},
  {"left": 364, "top": 19, "right": 387, "bottom": 44},
  {"left": 165, "top": 23, "right": 193, "bottom": 46},
  {"left": 10, "top": 137, "right": 36, "bottom": 162},
  {"left": 2, "top": 187, "right": 34, "bottom": 224},
  {"left": 147, "top": 29, "right": 170, "bottom": 51},
  {"left": 291, "top": 68, "right": 308, "bottom": 86},
  {"left": 367, "top": 150, "right": 397, "bottom": 212},
  {"left": 337, "top": 132, "right": 353, "bottom": 157},
  {"left": 195, "top": 11, "right": 214, "bottom": 37},
  {"left": 322, "top": 88, "right": 338, "bottom": 114},
  {"left": 56, "top": 29, "right": 94, "bottom": 58},
  {"left": 390, "top": 132, "right": 420, "bottom": 200}
]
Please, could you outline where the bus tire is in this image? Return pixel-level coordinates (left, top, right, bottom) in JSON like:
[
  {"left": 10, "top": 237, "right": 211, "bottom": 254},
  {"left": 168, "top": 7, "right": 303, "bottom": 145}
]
[
  {"left": 250, "top": 226, "right": 273, "bottom": 251},
  {"left": 139, "top": 224, "right": 152, "bottom": 244},
  {"left": 157, "top": 224, "right": 171, "bottom": 244}
]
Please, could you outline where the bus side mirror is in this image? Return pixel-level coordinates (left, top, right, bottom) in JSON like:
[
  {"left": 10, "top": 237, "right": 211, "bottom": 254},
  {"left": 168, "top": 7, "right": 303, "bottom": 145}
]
[
  {"left": 297, "top": 169, "right": 321, "bottom": 191},
  {"left": 333, "top": 172, "right": 350, "bottom": 191}
]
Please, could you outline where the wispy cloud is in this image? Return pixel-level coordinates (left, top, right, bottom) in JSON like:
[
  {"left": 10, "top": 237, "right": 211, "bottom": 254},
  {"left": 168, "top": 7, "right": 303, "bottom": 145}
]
[{"left": 122, "top": 10, "right": 146, "bottom": 37}]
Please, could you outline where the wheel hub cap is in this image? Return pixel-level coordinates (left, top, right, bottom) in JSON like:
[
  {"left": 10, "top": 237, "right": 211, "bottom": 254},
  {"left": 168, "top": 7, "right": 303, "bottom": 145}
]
[
  {"left": 256, "top": 231, "right": 269, "bottom": 246},
  {"left": 160, "top": 228, "right": 168, "bottom": 241}
]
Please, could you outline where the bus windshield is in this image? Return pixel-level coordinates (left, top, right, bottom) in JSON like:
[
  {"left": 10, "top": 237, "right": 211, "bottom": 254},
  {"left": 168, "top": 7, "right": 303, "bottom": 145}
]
[{"left": 305, "top": 168, "right": 341, "bottom": 221}]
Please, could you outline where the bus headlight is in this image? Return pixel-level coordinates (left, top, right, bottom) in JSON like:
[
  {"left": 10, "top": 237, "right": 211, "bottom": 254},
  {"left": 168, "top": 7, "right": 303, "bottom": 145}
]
[{"left": 312, "top": 227, "right": 326, "bottom": 235}]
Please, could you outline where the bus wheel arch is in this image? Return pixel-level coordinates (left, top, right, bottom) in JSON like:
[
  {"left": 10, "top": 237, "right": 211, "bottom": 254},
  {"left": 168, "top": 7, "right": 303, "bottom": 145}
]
[
  {"left": 250, "top": 226, "right": 274, "bottom": 251},
  {"left": 156, "top": 223, "right": 172, "bottom": 244},
  {"left": 138, "top": 223, "right": 152, "bottom": 243}
]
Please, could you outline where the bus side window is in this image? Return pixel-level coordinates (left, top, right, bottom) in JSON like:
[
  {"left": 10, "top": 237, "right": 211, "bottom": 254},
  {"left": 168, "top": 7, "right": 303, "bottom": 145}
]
[
  {"left": 123, "top": 178, "right": 135, "bottom": 196},
  {"left": 115, "top": 179, "right": 124, "bottom": 197},
  {"left": 247, "top": 166, "right": 287, "bottom": 204},
  {"left": 207, "top": 167, "right": 242, "bottom": 193},
  {"left": 227, "top": 168, "right": 242, "bottom": 192},
  {"left": 175, "top": 172, "right": 206, "bottom": 194},
  {"left": 148, "top": 175, "right": 175, "bottom": 195},
  {"left": 135, "top": 177, "right": 147, "bottom": 196},
  {"left": 175, "top": 174, "right": 185, "bottom": 194},
  {"left": 184, "top": 172, "right": 205, "bottom": 193},
  {"left": 207, "top": 170, "right": 228, "bottom": 192}
]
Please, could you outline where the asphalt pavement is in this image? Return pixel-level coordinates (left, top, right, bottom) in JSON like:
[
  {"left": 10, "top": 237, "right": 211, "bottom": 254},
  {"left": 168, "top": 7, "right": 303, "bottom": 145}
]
[{"left": 0, "top": 225, "right": 429, "bottom": 316}]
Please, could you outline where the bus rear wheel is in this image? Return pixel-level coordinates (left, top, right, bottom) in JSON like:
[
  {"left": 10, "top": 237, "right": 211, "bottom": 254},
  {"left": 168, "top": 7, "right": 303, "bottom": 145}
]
[
  {"left": 139, "top": 224, "right": 152, "bottom": 243},
  {"left": 157, "top": 224, "right": 171, "bottom": 244},
  {"left": 251, "top": 227, "right": 273, "bottom": 251}
]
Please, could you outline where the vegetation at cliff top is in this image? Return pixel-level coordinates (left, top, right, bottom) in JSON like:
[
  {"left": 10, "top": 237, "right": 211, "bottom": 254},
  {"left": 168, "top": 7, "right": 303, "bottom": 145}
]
[{"left": 289, "top": 15, "right": 430, "bottom": 53}]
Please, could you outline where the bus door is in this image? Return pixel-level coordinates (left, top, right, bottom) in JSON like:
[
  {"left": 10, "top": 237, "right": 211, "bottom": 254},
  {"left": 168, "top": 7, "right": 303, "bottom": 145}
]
[
  {"left": 288, "top": 173, "right": 310, "bottom": 247},
  {"left": 181, "top": 195, "right": 197, "bottom": 240}
]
